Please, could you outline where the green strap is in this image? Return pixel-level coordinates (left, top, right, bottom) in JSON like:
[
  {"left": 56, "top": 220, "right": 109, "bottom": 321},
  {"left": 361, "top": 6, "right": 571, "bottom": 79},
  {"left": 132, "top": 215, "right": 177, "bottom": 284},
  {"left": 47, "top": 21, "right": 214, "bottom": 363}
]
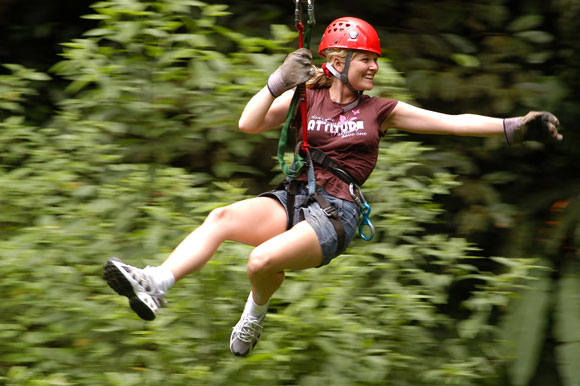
[{"left": 276, "top": 89, "right": 304, "bottom": 178}]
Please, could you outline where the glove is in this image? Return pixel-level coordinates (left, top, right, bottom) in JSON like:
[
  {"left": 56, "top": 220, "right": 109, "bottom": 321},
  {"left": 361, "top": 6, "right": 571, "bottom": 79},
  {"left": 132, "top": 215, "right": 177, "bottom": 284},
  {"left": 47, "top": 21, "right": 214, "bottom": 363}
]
[
  {"left": 503, "top": 111, "right": 562, "bottom": 145},
  {"left": 267, "top": 48, "right": 315, "bottom": 98}
]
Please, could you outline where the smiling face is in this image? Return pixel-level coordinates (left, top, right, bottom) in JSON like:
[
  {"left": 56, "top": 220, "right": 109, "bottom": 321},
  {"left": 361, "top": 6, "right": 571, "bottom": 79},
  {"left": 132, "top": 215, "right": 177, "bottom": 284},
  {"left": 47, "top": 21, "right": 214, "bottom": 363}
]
[
  {"left": 331, "top": 50, "right": 379, "bottom": 92},
  {"left": 347, "top": 51, "right": 379, "bottom": 91}
]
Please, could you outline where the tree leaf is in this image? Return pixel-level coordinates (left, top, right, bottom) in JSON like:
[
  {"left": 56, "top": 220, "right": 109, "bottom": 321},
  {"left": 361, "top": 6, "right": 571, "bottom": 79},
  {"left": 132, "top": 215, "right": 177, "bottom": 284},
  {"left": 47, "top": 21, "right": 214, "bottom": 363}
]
[
  {"left": 554, "top": 260, "right": 580, "bottom": 386},
  {"left": 554, "top": 260, "right": 580, "bottom": 344},
  {"left": 556, "top": 342, "right": 580, "bottom": 386},
  {"left": 516, "top": 30, "right": 554, "bottom": 44},
  {"left": 502, "top": 260, "right": 552, "bottom": 386}
]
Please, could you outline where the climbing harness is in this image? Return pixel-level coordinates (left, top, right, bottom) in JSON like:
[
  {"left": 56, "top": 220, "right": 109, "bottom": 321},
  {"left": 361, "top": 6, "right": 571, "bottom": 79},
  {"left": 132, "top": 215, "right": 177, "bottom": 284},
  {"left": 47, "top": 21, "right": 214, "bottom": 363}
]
[{"left": 276, "top": 1, "right": 376, "bottom": 244}]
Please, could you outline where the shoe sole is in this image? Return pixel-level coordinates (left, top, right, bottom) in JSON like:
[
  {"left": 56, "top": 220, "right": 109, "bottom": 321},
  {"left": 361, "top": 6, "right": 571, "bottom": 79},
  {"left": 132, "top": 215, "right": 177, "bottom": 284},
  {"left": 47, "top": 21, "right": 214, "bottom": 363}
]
[{"left": 103, "top": 258, "right": 156, "bottom": 321}]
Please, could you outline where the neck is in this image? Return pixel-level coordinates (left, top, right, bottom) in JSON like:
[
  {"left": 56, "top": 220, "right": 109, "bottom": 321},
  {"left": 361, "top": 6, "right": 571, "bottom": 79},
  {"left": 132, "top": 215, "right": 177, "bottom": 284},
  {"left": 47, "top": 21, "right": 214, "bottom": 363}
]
[{"left": 328, "top": 82, "right": 358, "bottom": 104}]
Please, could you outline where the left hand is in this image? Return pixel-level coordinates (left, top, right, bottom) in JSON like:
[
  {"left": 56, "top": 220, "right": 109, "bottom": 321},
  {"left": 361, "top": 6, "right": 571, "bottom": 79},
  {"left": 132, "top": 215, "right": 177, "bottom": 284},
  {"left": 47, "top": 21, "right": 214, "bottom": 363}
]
[{"left": 503, "top": 111, "right": 562, "bottom": 145}]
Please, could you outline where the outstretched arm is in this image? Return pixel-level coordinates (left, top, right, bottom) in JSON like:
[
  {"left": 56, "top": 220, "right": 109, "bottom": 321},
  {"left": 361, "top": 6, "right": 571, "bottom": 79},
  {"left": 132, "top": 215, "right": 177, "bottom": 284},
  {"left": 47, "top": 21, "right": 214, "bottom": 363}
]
[
  {"left": 383, "top": 101, "right": 562, "bottom": 143},
  {"left": 384, "top": 101, "right": 503, "bottom": 136}
]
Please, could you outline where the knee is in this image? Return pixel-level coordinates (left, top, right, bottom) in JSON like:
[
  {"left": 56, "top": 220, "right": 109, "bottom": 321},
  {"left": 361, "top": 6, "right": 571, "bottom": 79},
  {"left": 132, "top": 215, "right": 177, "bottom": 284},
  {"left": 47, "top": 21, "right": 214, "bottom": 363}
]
[
  {"left": 205, "top": 206, "right": 230, "bottom": 227},
  {"left": 247, "top": 247, "right": 276, "bottom": 276},
  {"left": 202, "top": 206, "right": 237, "bottom": 239}
]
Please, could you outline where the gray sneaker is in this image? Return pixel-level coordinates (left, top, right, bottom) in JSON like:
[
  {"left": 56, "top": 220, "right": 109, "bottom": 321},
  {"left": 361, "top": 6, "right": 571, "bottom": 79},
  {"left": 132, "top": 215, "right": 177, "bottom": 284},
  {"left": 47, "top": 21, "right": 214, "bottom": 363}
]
[
  {"left": 103, "top": 257, "right": 166, "bottom": 321},
  {"left": 230, "top": 311, "right": 266, "bottom": 357}
]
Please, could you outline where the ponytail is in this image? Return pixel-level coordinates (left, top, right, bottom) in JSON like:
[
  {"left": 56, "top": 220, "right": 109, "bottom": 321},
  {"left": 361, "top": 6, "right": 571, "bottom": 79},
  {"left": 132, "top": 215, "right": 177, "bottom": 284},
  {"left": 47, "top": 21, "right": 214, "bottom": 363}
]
[
  {"left": 306, "top": 66, "right": 333, "bottom": 89},
  {"left": 306, "top": 48, "right": 359, "bottom": 89}
]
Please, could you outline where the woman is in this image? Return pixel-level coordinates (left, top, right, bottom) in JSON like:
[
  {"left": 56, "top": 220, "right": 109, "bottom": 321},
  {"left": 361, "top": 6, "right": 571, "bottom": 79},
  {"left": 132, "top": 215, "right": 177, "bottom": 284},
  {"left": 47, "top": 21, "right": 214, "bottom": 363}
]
[{"left": 104, "top": 17, "right": 562, "bottom": 357}]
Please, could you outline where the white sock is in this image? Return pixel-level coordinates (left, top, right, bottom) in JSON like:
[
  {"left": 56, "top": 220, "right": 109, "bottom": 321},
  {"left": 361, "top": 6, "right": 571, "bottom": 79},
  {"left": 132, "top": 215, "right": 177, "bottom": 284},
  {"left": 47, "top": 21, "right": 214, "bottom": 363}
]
[
  {"left": 148, "top": 265, "right": 176, "bottom": 294},
  {"left": 245, "top": 291, "right": 268, "bottom": 318}
]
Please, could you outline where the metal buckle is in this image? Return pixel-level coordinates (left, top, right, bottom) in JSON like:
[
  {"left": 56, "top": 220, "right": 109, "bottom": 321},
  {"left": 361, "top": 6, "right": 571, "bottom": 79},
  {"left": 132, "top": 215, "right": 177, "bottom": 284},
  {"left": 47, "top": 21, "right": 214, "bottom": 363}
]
[{"left": 321, "top": 205, "right": 338, "bottom": 218}]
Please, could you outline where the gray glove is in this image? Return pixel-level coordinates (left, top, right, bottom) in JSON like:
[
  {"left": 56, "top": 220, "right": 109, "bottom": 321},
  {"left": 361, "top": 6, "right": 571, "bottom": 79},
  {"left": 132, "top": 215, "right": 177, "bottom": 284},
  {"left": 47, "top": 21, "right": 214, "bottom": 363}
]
[
  {"left": 267, "top": 48, "right": 315, "bottom": 98},
  {"left": 503, "top": 111, "right": 562, "bottom": 145}
]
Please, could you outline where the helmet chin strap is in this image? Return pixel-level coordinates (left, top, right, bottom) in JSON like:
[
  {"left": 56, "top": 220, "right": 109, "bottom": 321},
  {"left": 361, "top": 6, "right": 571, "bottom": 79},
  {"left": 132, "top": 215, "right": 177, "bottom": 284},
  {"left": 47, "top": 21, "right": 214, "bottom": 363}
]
[{"left": 325, "top": 51, "right": 362, "bottom": 113}]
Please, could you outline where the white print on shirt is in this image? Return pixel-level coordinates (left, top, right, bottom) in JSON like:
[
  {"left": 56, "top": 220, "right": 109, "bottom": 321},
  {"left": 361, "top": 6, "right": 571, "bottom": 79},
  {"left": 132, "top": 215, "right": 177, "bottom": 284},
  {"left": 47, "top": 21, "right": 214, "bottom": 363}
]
[{"left": 308, "top": 114, "right": 367, "bottom": 139}]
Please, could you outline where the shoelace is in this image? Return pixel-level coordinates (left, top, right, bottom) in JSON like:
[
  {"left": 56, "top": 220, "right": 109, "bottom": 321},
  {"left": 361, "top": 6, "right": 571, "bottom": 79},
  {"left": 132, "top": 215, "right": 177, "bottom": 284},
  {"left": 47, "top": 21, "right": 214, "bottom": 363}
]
[
  {"left": 123, "top": 264, "right": 167, "bottom": 305},
  {"left": 235, "top": 315, "right": 263, "bottom": 343}
]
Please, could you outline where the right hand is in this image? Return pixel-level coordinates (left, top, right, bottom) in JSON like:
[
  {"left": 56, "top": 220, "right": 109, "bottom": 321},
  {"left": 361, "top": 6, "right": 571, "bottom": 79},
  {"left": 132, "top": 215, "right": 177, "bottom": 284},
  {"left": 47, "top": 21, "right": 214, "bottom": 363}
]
[
  {"left": 504, "top": 111, "right": 562, "bottom": 145},
  {"left": 267, "top": 48, "right": 315, "bottom": 98}
]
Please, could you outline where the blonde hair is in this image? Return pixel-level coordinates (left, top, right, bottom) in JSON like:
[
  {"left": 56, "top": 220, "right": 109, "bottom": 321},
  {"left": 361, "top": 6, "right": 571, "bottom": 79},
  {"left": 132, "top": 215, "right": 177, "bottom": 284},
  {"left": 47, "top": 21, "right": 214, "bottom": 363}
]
[{"left": 306, "top": 48, "right": 361, "bottom": 89}]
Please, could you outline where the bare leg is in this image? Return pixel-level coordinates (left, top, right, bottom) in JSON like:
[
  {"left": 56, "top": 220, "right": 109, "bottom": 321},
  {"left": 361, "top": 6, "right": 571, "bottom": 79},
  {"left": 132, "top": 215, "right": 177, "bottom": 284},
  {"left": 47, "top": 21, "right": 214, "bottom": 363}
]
[
  {"left": 228, "top": 218, "right": 323, "bottom": 357},
  {"left": 247, "top": 220, "right": 323, "bottom": 305},
  {"left": 161, "top": 197, "right": 288, "bottom": 281}
]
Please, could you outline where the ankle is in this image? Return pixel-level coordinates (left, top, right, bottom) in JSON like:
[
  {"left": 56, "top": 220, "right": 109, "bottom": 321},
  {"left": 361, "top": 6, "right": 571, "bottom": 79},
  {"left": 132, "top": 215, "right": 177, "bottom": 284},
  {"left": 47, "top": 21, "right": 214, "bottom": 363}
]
[
  {"left": 246, "top": 291, "right": 268, "bottom": 318},
  {"left": 147, "top": 265, "right": 176, "bottom": 293}
]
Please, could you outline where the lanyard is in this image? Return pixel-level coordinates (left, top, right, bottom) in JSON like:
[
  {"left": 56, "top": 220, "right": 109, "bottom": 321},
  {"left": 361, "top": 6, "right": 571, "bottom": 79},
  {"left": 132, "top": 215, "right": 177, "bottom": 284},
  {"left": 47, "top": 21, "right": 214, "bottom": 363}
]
[{"left": 276, "top": 1, "right": 315, "bottom": 178}]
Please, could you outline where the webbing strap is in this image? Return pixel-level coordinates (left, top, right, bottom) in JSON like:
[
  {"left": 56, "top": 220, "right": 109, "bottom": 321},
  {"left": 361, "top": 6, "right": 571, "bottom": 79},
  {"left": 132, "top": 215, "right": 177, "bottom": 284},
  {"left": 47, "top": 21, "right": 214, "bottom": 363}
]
[
  {"left": 312, "top": 191, "right": 346, "bottom": 253},
  {"left": 277, "top": 90, "right": 304, "bottom": 178},
  {"left": 306, "top": 150, "right": 316, "bottom": 196},
  {"left": 286, "top": 179, "right": 298, "bottom": 230},
  {"left": 308, "top": 147, "right": 356, "bottom": 185},
  {"left": 281, "top": 179, "right": 346, "bottom": 253}
]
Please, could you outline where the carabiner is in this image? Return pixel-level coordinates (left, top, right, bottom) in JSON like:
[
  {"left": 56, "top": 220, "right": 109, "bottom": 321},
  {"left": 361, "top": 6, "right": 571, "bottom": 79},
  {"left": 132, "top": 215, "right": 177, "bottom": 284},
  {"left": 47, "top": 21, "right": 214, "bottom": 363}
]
[
  {"left": 306, "top": 0, "right": 315, "bottom": 25},
  {"left": 349, "top": 183, "right": 364, "bottom": 207},
  {"left": 294, "top": 0, "right": 304, "bottom": 48},
  {"left": 294, "top": 1, "right": 303, "bottom": 27}
]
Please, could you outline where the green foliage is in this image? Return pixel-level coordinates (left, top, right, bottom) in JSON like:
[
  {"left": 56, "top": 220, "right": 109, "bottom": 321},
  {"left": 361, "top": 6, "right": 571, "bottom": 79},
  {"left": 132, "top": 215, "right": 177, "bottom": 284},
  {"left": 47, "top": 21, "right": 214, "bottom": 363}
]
[
  {"left": 344, "top": 141, "right": 533, "bottom": 385},
  {"left": 501, "top": 260, "right": 551, "bottom": 386},
  {"left": 378, "top": 3, "right": 580, "bottom": 383},
  {"left": 1, "top": 0, "right": 578, "bottom": 385},
  {"left": 0, "top": 53, "right": 248, "bottom": 384},
  {"left": 500, "top": 197, "right": 580, "bottom": 386},
  {"left": 0, "top": 67, "right": 533, "bottom": 384},
  {"left": 554, "top": 259, "right": 580, "bottom": 386},
  {"left": 51, "top": 0, "right": 296, "bottom": 173},
  {"left": 0, "top": 64, "right": 50, "bottom": 115}
]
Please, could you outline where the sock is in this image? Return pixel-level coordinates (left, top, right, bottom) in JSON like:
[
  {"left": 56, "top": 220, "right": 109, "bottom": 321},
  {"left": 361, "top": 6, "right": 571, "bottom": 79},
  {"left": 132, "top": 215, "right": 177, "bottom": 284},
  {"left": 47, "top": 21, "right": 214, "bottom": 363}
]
[
  {"left": 148, "top": 265, "right": 176, "bottom": 294},
  {"left": 245, "top": 291, "right": 268, "bottom": 318}
]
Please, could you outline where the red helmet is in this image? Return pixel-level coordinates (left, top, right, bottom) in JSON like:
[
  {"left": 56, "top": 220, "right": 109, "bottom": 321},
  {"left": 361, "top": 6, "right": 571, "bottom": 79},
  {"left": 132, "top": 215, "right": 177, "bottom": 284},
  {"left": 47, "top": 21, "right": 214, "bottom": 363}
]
[{"left": 319, "top": 17, "right": 381, "bottom": 57}]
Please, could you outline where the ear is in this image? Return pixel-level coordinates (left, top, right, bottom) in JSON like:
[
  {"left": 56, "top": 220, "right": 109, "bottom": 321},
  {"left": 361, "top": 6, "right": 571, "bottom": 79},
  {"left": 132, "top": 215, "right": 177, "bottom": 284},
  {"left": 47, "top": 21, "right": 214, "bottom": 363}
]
[{"left": 332, "top": 56, "right": 344, "bottom": 73}]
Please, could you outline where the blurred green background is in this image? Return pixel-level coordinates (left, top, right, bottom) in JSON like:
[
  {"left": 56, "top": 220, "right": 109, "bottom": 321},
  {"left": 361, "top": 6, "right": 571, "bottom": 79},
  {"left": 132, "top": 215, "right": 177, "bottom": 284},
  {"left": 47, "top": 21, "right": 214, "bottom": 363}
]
[{"left": 0, "top": 0, "right": 578, "bottom": 385}]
